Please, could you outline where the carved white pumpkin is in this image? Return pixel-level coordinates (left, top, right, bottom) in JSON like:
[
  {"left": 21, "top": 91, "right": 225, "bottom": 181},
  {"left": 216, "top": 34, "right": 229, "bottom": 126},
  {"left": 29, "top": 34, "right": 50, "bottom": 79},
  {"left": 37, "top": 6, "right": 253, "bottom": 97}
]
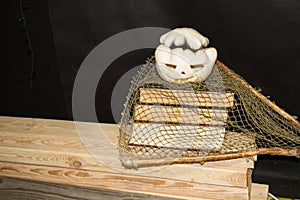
[{"left": 155, "top": 28, "right": 217, "bottom": 83}]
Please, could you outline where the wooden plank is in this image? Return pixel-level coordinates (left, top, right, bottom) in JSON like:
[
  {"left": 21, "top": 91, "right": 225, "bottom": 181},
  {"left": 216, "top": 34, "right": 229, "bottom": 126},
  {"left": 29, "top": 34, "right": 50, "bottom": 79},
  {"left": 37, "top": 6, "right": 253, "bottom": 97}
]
[
  {"left": 0, "top": 134, "right": 253, "bottom": 189},
  {"left": 0, "top": 142, "right": 250, "bottom": 188},
  {"left": 0, "top": 161, "right": 250, "bottom": 200},
  {"left": 250, "top": 183, "right": 269, "bottom": 200},
  {"left": 149, "top": 163, "right": 250, "bottom": 188},
  {"left": 0, "top": 122, "right": 121, "bottom": 153},
  {"left": 0, "top": 116, "right": 77, "bottom": 129},
  {"left": 0, "top": 116, "right": 254, "bottom": 188},
  {"left": 0, "top": 117, "right": 118, "bottom": 145},
  {"left": 0, "top": 146, "right": 102, "bottom": 170},
  {"left": 134, "top": 104, "right": 228, "bottom": 125},
  {"left": 0, "top": 176, "right": 177, "bottom": 200},
  {"left": 0, "top": 176, "right": 267, "bottom": 200},
  {"left": 0, "top": 116, "right": 78, "bottom": 137},
  {"left": 130, "top": 123, "right": 225, "bottom": 151},
  {"left": 202, "top": 158, "right": 254, "bottom": 169},
  {"left": 139, "top": 88, "right": 235, "bottom": 107},
  {"left": 0, "top": 131, "right": 87, "bottom": 153}
]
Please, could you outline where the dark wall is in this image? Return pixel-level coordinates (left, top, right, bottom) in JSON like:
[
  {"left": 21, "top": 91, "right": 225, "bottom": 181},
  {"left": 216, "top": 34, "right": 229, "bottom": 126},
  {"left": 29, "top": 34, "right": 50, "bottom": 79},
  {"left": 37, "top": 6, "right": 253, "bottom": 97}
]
[
  {"left": 0, "top": 0, "right": 67, "bottom": 119},
  {"left": 47, "top": 0, "right": 300, "bottom": 124},
  {"left": 1, "top": 0, "right": 299, "bottom": 197},
  {"left": 2, "top": 0, "right": 300, "bottom": 123}
]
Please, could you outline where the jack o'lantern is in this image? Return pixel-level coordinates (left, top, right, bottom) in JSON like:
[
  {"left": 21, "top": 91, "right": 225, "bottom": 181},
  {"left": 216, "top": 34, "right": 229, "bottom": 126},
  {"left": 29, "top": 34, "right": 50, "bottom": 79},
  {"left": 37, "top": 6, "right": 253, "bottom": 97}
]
[{"left": 155, "top": 28, "right": 217, "bottom": 83}]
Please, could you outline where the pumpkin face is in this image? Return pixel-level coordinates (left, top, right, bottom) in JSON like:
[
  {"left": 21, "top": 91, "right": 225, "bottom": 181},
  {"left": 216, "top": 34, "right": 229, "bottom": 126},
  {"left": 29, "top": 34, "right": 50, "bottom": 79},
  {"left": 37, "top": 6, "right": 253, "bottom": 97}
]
[{"left": 155, "top": 28, "right": 217, "bottom": 83}]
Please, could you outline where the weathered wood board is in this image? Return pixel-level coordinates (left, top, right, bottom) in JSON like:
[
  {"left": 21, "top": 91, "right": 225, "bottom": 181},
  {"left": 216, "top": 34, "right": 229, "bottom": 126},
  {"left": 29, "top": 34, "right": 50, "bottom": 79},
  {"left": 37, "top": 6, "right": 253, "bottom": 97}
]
[
  {"left": 0, "top": 176, "right": 176, "bottom": 200},
  {"left": 132, "top": 88, "right": 236, "bottom": 157},
  {"left": 250, "top": 183, "right": 269, "bottom": 200},
  {"left": 134, "top": 104, "right": 228, "bottom": 125},
  {"left": 0, "top": 161, "right": 251, "bottom": 200},
  {"left": 130, "top": 123, "right": 226, "bottom": 151},
  {"left": 0, "top": 176, "right": 268, "bottom": 200},
  {"left": 0, "top": 116, "right": 267, "bottom": 199},
  {"left": 139, "top": 88, "right": 235, "bottom": 107}
]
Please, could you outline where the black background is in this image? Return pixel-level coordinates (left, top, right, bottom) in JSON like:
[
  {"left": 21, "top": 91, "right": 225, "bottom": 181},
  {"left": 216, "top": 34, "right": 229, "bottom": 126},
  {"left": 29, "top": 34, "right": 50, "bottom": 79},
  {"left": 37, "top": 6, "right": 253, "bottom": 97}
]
[{"left": 1, "top": 0, "right": 299, "bottom": 197}]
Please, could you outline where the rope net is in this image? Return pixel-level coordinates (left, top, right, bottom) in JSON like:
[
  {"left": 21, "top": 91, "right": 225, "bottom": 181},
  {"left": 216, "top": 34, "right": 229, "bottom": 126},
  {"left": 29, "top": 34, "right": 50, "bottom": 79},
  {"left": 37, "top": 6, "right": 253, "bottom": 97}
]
[{"left": 119, "top": 57, "right": 300, "bottom": 168}]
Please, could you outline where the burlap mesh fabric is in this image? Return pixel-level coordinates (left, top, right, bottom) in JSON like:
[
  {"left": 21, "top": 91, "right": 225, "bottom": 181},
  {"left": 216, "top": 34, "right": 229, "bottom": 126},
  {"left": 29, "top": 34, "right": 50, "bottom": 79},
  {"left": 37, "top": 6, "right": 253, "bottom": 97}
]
[{"left": 118, "top": 57, "right": 300, "bottom": 168}]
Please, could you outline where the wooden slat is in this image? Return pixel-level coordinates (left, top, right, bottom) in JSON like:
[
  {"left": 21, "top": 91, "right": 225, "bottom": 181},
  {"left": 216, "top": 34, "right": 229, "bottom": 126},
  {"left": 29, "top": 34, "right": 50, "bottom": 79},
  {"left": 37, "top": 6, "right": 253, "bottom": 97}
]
[
  {"left": 250, "top": 183, "right": 269, "bottom": 200},
  {"left": 0, "top": 116, "right": 76, "bottom": 127},
  {"left": 0, "top": 137, "right": 251, "bottom": 188},
  {"left": 0, "top": 176, "right": 266, "bottom": 200},
  {"left": 134, "top": 104, "right": 228, "bottom": 125},
  {"left": 202, "top": 157, "right": 254, "bottom": 169},
  {"left": 0, "top": 176, "right": 176, "bottom": 200},
  {"left": 0, "top": 146, "right": 101, "bottom": 170},
  {"left": 0, "top": 131, "right": 86, "bottom": 153},
  {"left": 0, "top": 117, "right": 78, "bottom": 137},
  {"left": 139, "top": 88, "right": 235, "bottom": 107},
  {"left": 0, "top": 116, "right": 254, "bottom": 188},
  {"left": 130, "top": 123, "right": 225, "bottom": 151},
  {"left": 0, "top": 161, "right": 250, "bottom": 200}
]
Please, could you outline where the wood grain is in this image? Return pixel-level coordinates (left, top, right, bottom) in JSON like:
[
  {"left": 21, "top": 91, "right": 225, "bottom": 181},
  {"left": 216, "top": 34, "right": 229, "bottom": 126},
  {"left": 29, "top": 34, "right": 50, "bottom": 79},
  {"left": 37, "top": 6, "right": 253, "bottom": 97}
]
[
  {"left": 0, "top": 116, "right": 254, "bottom": 189},
  {"left": 0, "top": 140, "right": 251, "bottom": 188},
  {"left": 0, "top": 131, "right": 86, "bottom": 153},
  {"left": 130, "top": 123, "right": 226, "bottom": 151},
  {"left": 0, "top": 176, "right": 176, "bottom": 200},
  {"left": 0, "top": 176, "right": 268, "bottom": 200},
  {"left": 250, "top": 183, "right": 269, "bottom": 200},
  {"left": 0, "top": 161, "right": 250, "bottom": 200},
  {"left": 139, "top": 88, "right": 235, "bottom": 107},
  {"left": 134, "top": 104, "right": 228, "bottom": 125}
]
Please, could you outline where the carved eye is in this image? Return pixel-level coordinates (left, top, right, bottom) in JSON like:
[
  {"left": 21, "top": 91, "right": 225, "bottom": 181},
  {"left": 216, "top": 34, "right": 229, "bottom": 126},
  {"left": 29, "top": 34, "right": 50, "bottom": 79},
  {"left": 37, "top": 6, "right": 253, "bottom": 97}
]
[
  {"left": 165, "top": 63, "right": 177, "bottom": 69},
  {"left": 190, "top": 64, "right": 205, "bottom": 69}
]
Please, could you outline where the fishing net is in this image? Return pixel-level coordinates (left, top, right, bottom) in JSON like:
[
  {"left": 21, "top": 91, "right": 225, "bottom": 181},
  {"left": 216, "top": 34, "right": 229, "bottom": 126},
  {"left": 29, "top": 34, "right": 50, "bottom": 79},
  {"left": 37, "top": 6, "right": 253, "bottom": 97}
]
[{"left": 118, "top": 57, "right": 300, "bottom": 168}]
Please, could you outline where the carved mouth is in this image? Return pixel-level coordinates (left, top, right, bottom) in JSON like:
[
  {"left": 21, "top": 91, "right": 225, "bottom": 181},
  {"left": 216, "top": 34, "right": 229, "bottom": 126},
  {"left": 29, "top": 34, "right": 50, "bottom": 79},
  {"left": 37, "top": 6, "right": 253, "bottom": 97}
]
[
  {"left": 165, "top": 74, "right": 195, "bottom": 84},
  {"left": 174, "top": 78, "right": 190, "bottom": 83}
]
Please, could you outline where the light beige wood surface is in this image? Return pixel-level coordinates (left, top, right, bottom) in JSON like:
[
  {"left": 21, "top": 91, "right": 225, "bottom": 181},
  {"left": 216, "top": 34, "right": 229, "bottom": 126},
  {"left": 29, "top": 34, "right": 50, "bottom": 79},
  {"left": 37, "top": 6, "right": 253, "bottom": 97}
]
[
  {"left": 0, "top": 161, "right": 251, "bottom": 200},
  {"left": 134, "top": 104, "right": 228, "bottom": 125},
  {"left": 0, "top": 176, "right": 268, "bottom": 200},
  {"left": 0, "top": 176, "right": 178, "bottom": 200},
  {"left": 130, "top": 123, "right": 226, "bottom": 150},
  {"left": 250, "top": 183, "right": 269, "bottom": 200},
  {"left": 0, "top": 116, "right": 265, "bottom": 199},
  {"left": 139, "top": 88, "right": 235, "bottom": 107}
]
